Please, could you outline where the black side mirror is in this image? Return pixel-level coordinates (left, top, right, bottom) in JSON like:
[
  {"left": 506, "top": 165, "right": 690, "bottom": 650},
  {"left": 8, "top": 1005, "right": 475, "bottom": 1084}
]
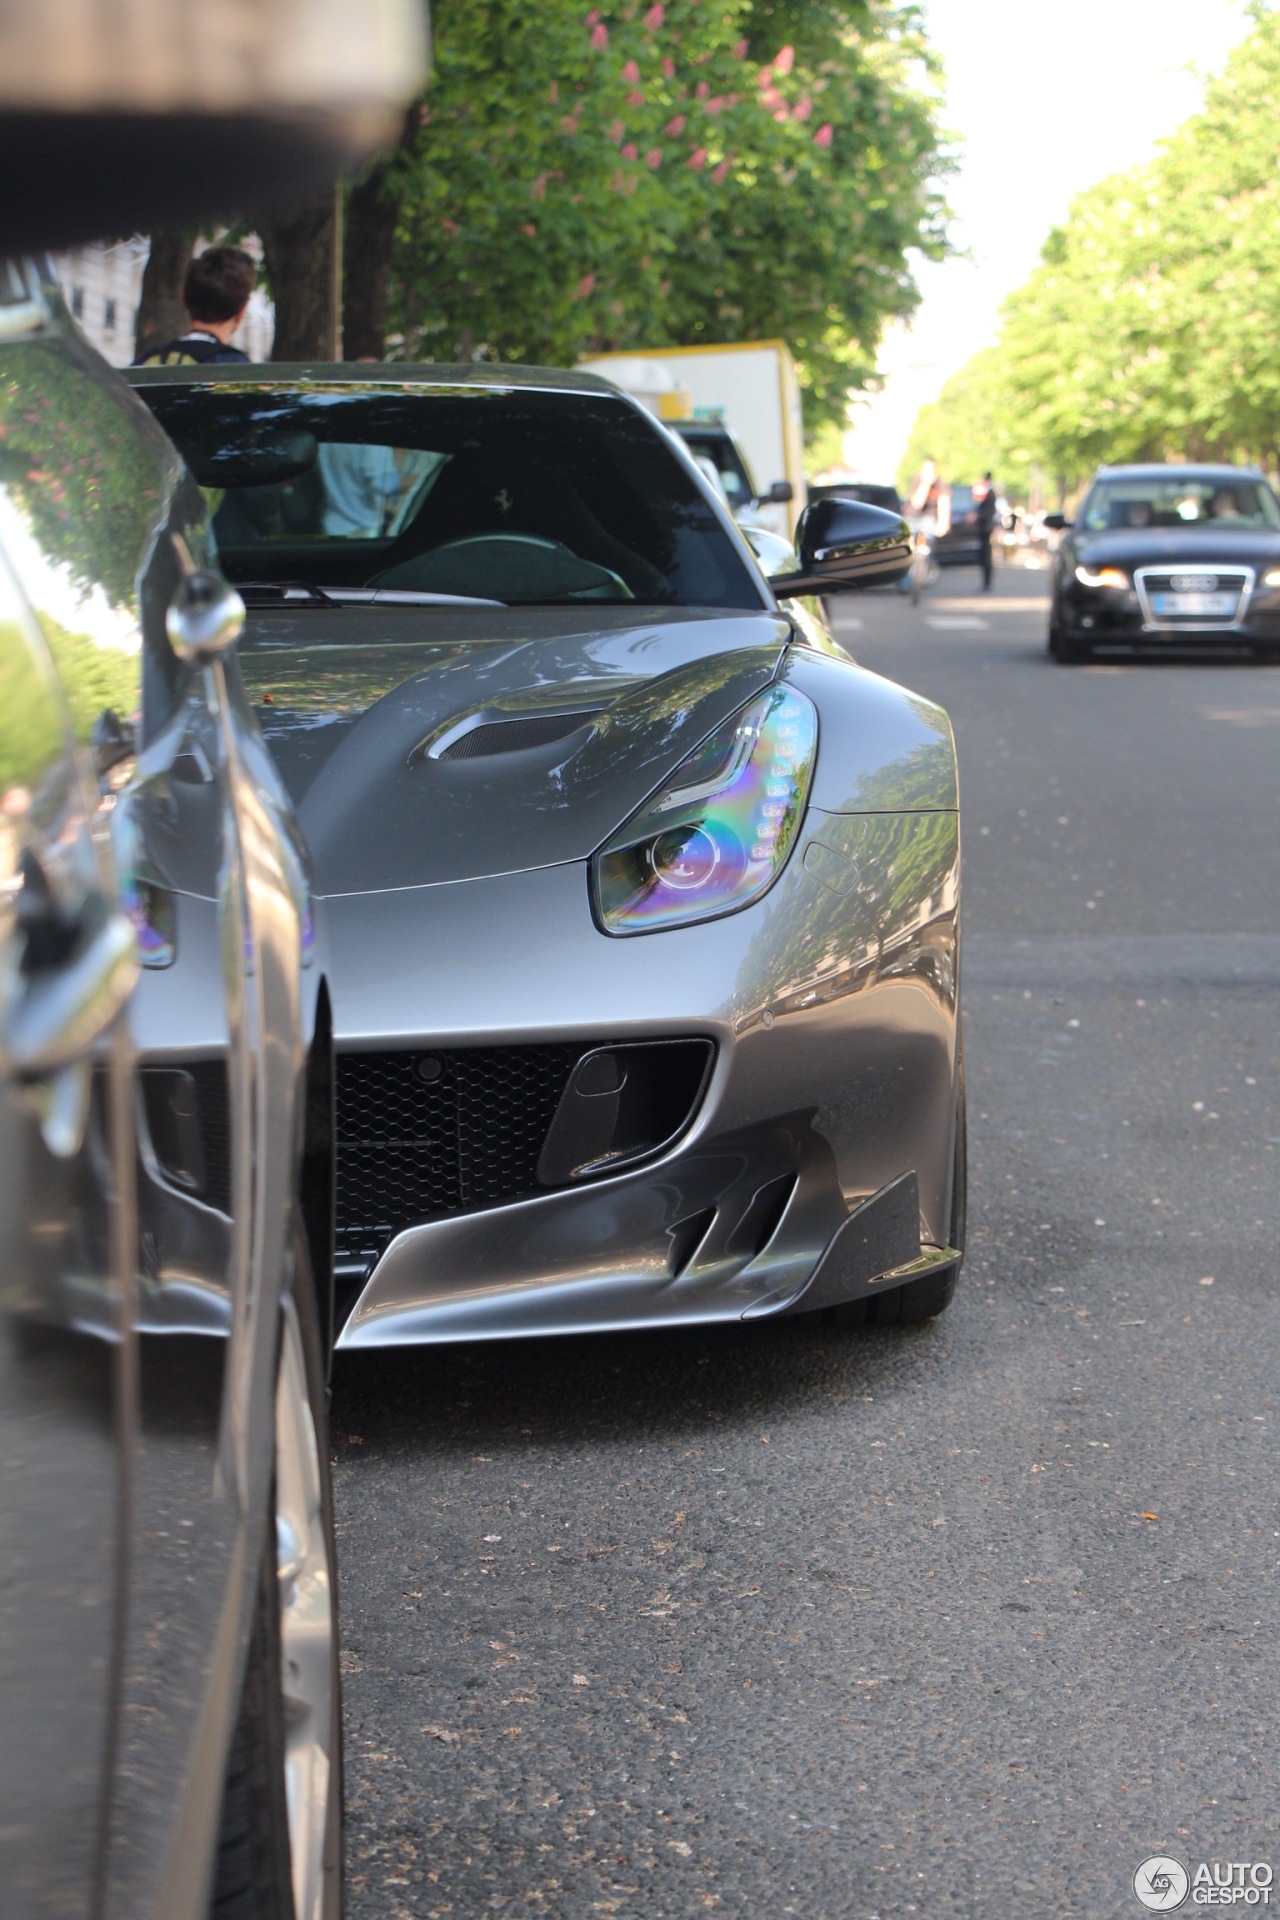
[
  {"left": 760, "top": 479, "right": 794, "bottom": 505},
  {"left": 770, "top": 498, "right": 912, "bottom": 597},
  {"left": 1043, "top": 513, "right": 1070, "bottom": 531}
]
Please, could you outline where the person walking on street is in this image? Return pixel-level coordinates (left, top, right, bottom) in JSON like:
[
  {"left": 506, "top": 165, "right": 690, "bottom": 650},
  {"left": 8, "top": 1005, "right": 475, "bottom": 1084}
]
[
  {"left": 133, "top": 245, "right": 256, "bottom": 366},
  {"left": 974, "top": 470, "right": 997, "bottom": 591}
]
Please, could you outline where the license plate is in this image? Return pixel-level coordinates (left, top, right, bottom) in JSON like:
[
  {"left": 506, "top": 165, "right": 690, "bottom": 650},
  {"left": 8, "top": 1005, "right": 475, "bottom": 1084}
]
[{"left": 1150, "top": 590, "right": 1238, "bottom": 617}]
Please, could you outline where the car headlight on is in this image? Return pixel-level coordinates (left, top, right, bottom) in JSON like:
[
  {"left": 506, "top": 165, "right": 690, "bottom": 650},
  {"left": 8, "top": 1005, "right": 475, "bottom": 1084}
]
[
  {"left": 1075, "top": 565, "right": 1128, "bottom": 589},
  {"left": 593, "top": 684, "right": 817, "bottom": 934},
  {"left": 1263, "top": 568, "right": 1280, "bottom": 587}
]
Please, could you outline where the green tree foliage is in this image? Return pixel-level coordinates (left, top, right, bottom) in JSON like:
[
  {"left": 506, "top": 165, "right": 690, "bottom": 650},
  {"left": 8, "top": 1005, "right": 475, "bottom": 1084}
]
[
  {"left": 898, "top": 346, "right": 1035, "bottom": 497},
  {"left": 383, "top": 0, "right": 949, "bottom": 433},
  {"left": 903, "top": 3, "right": 1280, "bottom": 494}
]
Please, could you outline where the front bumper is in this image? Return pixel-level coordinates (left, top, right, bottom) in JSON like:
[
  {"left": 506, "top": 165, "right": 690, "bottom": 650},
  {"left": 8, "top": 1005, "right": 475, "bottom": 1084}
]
[
  {"left": 1059, "top": 572, "right": 1280, "bottom": 648},
  {"left": 324, "top": 810, "right": 960, "bottom": 1347}
]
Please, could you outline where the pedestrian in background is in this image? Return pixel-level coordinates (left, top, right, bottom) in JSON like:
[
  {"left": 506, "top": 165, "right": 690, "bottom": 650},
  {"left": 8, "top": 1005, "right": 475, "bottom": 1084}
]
[
  {"left": 133, "top": 246, "right": 255, "bottom": 366},
  {"left": 974, "top": 470, "right": 997, "bottom": 590}
]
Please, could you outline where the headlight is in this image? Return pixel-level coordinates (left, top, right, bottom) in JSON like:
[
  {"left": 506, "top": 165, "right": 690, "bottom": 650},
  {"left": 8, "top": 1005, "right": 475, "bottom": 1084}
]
[
  {"left": 1263, "top": 569, "right": 1280, "bottom": 587},
  {"left": 1075, "top": 565, "right": 1128, "bottom": 589},
  {"left": 593, "top": 684, "right": 817, "bottom": 934}
]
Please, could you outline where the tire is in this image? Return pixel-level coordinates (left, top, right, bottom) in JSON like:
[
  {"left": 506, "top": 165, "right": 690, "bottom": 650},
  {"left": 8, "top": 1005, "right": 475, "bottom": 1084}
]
[
  {"left": 1048, "top": 622, "right": 1089, "bottom": 664},
  {"left": 823, "top": 1049, "right": 967, "bottom": 1331},
  {"left": 209, "top": 1235, "right": 342, "bottom": 1920}
]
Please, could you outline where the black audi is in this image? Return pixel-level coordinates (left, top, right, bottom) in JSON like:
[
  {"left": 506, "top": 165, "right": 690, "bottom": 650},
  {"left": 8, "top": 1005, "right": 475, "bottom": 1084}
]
[{"left": 1046, "top": 463, "right": 1280, "bottom": 661}]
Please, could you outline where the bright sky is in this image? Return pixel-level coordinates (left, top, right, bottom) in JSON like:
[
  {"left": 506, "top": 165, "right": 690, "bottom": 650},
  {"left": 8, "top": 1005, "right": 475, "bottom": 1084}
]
[{"left": 841, "top": 0, "right": 1253, "bottom": 481}]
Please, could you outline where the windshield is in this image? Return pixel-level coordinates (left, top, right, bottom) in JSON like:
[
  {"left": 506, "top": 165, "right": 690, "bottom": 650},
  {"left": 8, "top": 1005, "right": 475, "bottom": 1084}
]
[
  {"left": 136, "top": 384, "right": 765, "bottom": 610},
  {"left": 674, "top": 428, "right": 757, "bottom": 513},
  {"left": 1080, "top": 474, "right": 1280, "bottom": 532}
]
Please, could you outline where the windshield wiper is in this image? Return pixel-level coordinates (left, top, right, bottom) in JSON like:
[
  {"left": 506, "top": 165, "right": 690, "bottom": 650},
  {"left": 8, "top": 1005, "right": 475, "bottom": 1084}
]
[{"left": 236, "top": 582, "right": 505, "bottom": 609}]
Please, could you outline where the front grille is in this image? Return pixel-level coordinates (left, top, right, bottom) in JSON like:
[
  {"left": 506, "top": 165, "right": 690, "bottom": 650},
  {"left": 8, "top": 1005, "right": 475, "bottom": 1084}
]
[
  {"left": 1136, "top": 567, "right": 1250, "bottom": 627},
  {"left": 335, "top": 1045, "right": 580, "bottom": 1272}
]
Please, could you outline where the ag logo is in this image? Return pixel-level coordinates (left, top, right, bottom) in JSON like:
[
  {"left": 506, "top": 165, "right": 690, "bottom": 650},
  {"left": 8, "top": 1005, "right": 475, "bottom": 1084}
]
[
  {"left": 1134, "top": 1856, "right": 1190, "bottom": 1910},
  {"left": 1170, "top": 574, "right": 1217, "bottom": 593}
]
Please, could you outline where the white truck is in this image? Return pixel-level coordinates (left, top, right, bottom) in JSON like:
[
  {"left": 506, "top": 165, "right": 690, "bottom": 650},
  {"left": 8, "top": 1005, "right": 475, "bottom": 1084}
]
[{"left": 579, "top": 340, "right": 807, "bottom": 539}]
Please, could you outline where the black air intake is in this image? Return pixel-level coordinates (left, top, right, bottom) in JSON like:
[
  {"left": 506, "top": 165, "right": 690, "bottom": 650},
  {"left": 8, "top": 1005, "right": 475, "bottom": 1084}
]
[
  {"left": 439, "top": 710, "right": 601, "bottom": 759},
  {"left": 334, "top": 1038, "right": 713, "bottom": 1285}
]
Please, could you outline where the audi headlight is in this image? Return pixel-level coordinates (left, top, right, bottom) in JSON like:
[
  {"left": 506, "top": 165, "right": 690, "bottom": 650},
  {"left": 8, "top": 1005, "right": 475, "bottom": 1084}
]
[
  {"left": 1075, "top": 565, "right": 1128, "bottom": 589},
  {"left": 1263, "top": 569, "right": 1280, "bottom": 587},
  {"left": 593, "top": 685, "right": 817, "bottom": 935}
]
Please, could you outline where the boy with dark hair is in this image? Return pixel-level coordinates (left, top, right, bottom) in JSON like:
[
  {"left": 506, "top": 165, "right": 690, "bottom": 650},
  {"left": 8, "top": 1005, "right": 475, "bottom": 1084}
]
[{"left": 133, "top": 244, "right": 256, "bottom": 365}]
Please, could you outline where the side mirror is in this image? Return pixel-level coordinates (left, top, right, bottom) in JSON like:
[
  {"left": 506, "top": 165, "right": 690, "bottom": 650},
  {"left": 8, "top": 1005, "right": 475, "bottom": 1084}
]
[
  {"left": 760, "top": 479, "right": 794, "bottom": 506},
  {"left": 770, "top": 498, "right": 912, "bottom": 597},
  {"left": 1043, "top": 513, "right": 1070, "bottom": 531}
]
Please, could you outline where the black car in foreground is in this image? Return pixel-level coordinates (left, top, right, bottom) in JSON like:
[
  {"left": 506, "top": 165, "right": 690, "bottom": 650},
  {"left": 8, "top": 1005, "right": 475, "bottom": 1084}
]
[{"left": 1047, "top": 463, "right": 1280, "bottom": 661}]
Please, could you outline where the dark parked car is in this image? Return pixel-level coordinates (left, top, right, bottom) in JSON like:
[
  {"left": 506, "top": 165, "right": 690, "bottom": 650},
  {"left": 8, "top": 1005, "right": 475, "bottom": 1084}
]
[
  {"left": 671, "top": 419, "right": 794, "bottom": 524},
  {"left": 126, "top": 363, "right": 964, "bottom": 1355},
  {"left": 1, "top": 260, "right": 341, "bottom": 1920},
  {"left": 1047, "top": 463, "right": 1280, "bottom": 662},
  {"left": 933, "top": 483, "right": 984, "bottom": 567}
]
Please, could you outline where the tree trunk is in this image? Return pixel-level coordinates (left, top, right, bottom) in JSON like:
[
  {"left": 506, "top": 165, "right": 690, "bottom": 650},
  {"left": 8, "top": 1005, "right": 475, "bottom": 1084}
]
[
  {"left": 342, "top": 108, "right": 417, "bottom": 360},
  {"left": 260, "top": 192, "right": 341, "bottom": 360},
  {"left": 134, "top": 230, "right": 194, "bottom": 359}
]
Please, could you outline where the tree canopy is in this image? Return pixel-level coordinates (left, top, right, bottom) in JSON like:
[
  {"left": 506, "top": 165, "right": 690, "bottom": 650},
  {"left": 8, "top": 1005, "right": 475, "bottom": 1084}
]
[
  {"left": 901, "top": 2, "right": 1280, "bottom": 498},
  {"left": 374, "top": 0, "right": 950, "bottom": 435}
]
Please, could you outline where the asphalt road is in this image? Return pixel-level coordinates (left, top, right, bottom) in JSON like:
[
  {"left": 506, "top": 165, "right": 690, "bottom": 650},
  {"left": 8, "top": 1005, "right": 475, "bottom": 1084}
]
[{"left": 332, "top": 562, "right": 1280, "bottom": 1920}]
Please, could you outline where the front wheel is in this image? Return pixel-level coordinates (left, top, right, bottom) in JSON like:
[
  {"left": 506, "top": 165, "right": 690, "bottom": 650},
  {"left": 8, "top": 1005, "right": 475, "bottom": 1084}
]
[
  {"left": 820, "top": 1049, "right": 967, "bottom": 1330},
  {"left": 1048, "top": 622, "right": 1090, "bottom": 664},
  {"left": 209, "top": 1242, "right": 342, "bottom": 1920}
]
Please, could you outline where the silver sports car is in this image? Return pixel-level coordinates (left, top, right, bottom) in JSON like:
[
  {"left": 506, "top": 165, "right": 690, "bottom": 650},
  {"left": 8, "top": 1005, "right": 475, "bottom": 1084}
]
[{"left": 129, "top": 364, "right": 964, "bottom": 1350}]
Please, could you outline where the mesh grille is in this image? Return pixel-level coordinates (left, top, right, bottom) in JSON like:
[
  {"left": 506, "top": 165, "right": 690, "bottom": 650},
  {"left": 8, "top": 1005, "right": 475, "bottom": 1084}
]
[
  {"left": 335, "top": 1045, "right": 580, "bottom": 1269},
  {"left": 189, "top": 1061, "right": 232, "bottom": 1213}
]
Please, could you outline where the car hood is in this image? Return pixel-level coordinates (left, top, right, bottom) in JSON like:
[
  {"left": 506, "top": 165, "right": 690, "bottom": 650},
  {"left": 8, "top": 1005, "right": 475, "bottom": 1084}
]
[
  {"left": 239, "top": 604, "right": 788, "bottom": 893},
  {"left": 1075, "top": 527, "right": 1280, "bottom": 570}
]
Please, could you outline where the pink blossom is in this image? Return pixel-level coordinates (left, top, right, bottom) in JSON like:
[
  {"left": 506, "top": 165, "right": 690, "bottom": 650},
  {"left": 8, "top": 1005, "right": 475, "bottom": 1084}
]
[
  {"left": 645, "top": 146, "right": 663, "bottom": 168},
  {"left": 688, "top": 146, "right": 707, "bottom": 169},
  {"left": 530, "top": 172, "right": 548, "bottom": 199},
  {"left": 775, "top": 44, "right": 794, "bottom": 74},
  {"left": 662, "top": 54, "right": 676, "bottom": 78},
  {"left": 522, "top": 222, "right": 537, "bottom": 236},
  {"left": 622, "top": 142, "right": 639, "bottom": 160},
  {"left": 711, "top": 160, "right": 730, "bottom": 184},
  {"left": 441, "top": 217, "right": 458, "bottom": 235},
  {"left": 664, "top": 114, "right": 686, "bottom": 134},
  {"left": 757, "top": 66, "right": 773, "bottom": 88},
  {"left": 759, "top": 85, "right": 783, "bottom": 110},
  {"left": 734, "top": 37, "right": 748, "bottom": 57},
  {"left": 643, "top": 3, "right": 664, "bottom": 26},
  {"left": 627, "top": 89, "right": 645, "bottom": 106},
  {"left": 586, "top": 7, "right": 600, "bottom": 20},
  {"left": 792, "top": 96, "right": 812, "bottom": 121},
  {"left": 773, "top": 107, "right": 789, "bottom": 121},
  {"left": 574, "top": 273, "right": 596, "bottom": 300},
  {"left": 706, "top": 94, "right": 725, "bottom": 114},
  {"left": 608, "top": 118, "right": 625, "bottom": 141},
  {"left": 590, "top": 21, "right": 608, "bottom": 48},
  {"left": 696, "top": 79, "right": 709, "bottom": 99},
  {"left": 621, "top": 58, "right": 640, "bottom": 82},
  {"left": 561, "top": 113, "right": 580, "bottom": 133},
  {"left": 813, "top": 122, "right": 833, "bottom": 146}
]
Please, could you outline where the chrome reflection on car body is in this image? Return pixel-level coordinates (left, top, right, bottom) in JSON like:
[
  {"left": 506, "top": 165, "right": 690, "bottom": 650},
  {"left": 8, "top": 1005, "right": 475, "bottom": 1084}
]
[{"left": 275, "top": 1292, "right": 335, "bottom": 1920}]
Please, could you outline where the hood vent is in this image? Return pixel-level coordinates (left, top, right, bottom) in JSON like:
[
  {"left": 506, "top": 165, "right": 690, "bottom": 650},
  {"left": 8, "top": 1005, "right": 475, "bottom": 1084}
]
[{"left": 438, "top": 709, "right": 602, "bottom": 761}]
